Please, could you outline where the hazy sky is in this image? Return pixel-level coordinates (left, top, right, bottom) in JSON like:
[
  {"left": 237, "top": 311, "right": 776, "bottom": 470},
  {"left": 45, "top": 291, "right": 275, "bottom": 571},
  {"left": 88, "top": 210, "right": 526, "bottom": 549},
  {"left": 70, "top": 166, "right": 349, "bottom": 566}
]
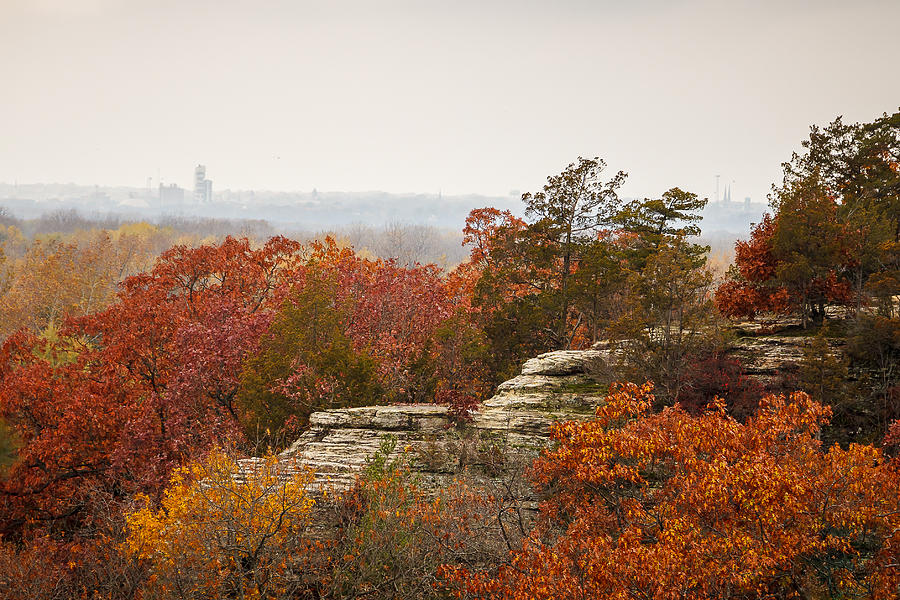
[{"left": 2, "top": 0, "right": 899, "bottom": 203}]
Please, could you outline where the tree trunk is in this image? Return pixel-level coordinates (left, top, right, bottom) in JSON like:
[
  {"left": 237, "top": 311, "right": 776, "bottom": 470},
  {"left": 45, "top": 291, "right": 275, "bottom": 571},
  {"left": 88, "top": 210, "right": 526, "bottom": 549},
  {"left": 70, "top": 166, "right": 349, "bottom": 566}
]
[{"left": 558, "top": 227, "right": 572, "bottom": 347}]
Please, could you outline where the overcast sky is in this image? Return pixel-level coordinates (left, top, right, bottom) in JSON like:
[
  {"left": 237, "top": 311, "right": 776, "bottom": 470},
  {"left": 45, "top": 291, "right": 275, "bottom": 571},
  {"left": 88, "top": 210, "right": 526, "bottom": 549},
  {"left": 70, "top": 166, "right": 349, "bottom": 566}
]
[{"left": 2, "top": 0, "right": 898, "bottom": 203}]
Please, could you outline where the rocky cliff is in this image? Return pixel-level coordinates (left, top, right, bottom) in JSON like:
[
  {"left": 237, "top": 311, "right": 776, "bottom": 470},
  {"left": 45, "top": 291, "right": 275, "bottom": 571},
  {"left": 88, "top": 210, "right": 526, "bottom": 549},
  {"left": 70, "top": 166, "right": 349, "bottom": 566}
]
[{"left": 239, "top": 349, "right": 607, "bottom": 493}]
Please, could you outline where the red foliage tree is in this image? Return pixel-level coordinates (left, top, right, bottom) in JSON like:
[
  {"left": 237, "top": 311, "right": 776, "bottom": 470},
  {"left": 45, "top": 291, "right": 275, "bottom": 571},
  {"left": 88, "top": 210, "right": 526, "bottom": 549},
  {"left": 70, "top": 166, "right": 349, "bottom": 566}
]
[
  {"left": 269, "top": 238, "right": 489, "bottom": 420},
  {"left": 715, "top": 214, "right": 794, "bottom": 319},
  {"left": 0, "top": 331, "right": 127, "bottom": 539},
  {"left": 678, "top": 352, "right": 765, "bottom": 419},
  {"left": 0, "top": 237, "right": 305, "bottom": 540}
]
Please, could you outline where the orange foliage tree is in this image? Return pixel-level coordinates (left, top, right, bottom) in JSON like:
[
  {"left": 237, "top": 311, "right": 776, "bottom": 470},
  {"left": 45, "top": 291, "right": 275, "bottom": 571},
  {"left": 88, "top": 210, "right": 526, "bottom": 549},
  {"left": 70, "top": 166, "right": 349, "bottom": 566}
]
[{"left": 449, "top": 383, "right": 900, "bottom": 599}]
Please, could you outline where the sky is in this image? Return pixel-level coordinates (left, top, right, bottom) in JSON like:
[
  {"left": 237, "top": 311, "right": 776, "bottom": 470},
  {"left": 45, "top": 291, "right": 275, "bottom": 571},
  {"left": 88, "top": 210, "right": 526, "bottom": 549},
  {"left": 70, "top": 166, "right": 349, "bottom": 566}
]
[{"left": 2, "top": 0, "right": 899, "bottom": 203}]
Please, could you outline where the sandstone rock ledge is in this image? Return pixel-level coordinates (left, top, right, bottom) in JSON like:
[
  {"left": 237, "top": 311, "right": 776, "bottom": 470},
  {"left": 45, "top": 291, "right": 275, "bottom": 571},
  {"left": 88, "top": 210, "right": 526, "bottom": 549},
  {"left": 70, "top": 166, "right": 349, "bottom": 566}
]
[
  {"left": 239, "top": 337, "right": 854, "bottom": 490},
  {"left": 240, "top": 349, "right": 607, "bottom": 492},
  {"left": 728, "top": 335, "right": 845, "bottom": 382}
]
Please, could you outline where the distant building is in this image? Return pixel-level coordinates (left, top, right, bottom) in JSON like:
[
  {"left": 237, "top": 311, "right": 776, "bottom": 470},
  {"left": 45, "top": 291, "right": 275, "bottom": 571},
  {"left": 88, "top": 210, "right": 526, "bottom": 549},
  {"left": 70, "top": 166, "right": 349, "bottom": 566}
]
[
  {"left": 194, "top": 165, "right": 213, "bottom": 204},
  {"left": 159, "top": 183, "right": 185, "bottom": 206}
]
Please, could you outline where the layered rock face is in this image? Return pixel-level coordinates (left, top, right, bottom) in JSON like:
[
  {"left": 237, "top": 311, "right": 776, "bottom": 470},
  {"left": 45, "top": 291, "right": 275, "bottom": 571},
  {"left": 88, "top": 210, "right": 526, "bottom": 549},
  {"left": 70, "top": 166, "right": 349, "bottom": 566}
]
[
  {"left": 728, "top": 335, "right": 845, "bottom": 383},
  {"left": 246, "top": 349, "right": 607, "bottom": 492}
]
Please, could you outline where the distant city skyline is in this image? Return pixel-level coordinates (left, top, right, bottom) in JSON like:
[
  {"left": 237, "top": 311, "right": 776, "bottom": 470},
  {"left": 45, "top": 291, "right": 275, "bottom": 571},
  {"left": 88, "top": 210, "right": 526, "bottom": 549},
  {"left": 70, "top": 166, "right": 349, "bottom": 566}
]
[
  {"left": 0, "top": 176, "right": 768, "bottom": 237},
  {"left": 0, "top": 166, "right": 787, "bottom": 215},
  {"left": 2, "top": 0, "right": 899, "bottom": 204}
]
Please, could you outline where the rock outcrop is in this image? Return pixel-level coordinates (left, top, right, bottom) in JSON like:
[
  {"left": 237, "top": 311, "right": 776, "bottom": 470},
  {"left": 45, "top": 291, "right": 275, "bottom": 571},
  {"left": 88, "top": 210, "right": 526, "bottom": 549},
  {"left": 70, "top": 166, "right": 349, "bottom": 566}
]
[
  {"left": 244, "top": 349, "right": 607, "bottom": 492},
  {"left": 241, "top": 333, "right": 845, "bottom": 490},
  {"left": 727, "top": 335, "right": 845, "bottom": 383},
  {"left": 730, "top": 336, "right": 812, "bottom": 378}
]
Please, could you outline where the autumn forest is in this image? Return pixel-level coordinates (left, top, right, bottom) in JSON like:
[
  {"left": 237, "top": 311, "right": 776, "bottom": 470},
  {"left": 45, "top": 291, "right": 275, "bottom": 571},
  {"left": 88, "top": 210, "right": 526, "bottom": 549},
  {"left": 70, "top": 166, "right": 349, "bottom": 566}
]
[{"left": 1, "top": 110, "right": 899, "bottom": 599}]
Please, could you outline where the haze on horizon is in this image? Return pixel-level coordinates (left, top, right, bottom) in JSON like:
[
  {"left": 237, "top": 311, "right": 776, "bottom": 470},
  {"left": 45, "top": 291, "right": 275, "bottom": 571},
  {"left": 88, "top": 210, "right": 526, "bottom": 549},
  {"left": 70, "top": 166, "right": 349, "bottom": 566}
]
[{"left": 2, "top": 0, "right": 899, "bottom": 204}]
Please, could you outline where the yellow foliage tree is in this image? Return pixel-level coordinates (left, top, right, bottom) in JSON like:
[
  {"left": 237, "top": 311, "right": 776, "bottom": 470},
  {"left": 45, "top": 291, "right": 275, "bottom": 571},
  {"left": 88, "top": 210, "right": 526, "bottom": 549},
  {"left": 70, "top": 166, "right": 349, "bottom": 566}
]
[
  {"left": 123, "top": 450, "right": 314, "bottom": 600},
  {"left": 0, "top": 231, "right": 163, "bottom": 339}
]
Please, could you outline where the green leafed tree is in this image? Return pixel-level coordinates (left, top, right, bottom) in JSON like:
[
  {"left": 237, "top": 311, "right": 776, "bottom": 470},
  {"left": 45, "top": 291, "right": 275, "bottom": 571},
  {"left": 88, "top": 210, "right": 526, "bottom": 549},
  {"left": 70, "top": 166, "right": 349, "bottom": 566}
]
[
  {"left": 778, "top": 110, "right": 899, "bottom": 239},
  {"left": 771, "top": 174, "right": 849, "bottom": 327},
  {"left": 777, "top": 109, "right": 900, "bottom": 316},
  {"left": 237, "top": 271, "right": 383, "bottom": 442},
  {"left": 614, "top": 186, "right": 709, "bottom": 269},
  {"left": 569, "top": 235, "right": 628, "bottom": 345},
  {"left": 611, "top": 236, "right": 722, "bottom": 402},
  {"left": 521, "top": 156, "right": 627, "bottom": 346},
  {"left": 0, "top": 419, "right": 18, "bottom": 476}
]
